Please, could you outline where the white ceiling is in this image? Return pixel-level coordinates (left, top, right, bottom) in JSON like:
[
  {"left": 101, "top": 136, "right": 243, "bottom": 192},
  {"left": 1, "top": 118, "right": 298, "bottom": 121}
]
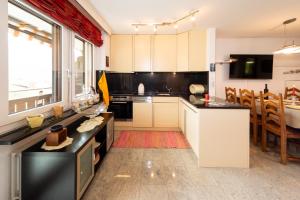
[{"left": 90, "top": 0, "right": 300, "bottom": 37}]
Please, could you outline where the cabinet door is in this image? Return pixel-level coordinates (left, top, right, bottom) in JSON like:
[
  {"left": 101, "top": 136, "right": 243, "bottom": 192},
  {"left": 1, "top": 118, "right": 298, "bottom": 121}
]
[
  {"left": 153, "top": 35, "right": 177, "bottom": 72},
  {"left": 189, "top": 30, "right": 207, "bottom": 71},
  {"left": 177, "top": 32, "right": 189, "bottom": 72},
  {"left": 178, "top": 100, "right": 185, "bottom": 132},
  {"left": 133, "top": 102, "right": 153, "bottom": 127},
  {"left": 106, "top": 117, "right": 114, "bottom": 151},
  {"left": 186, "top": 107, "right": 199, "bottom": 158},
  {"left": 153, "top": 102, "right": 178, "bottom": 127},
  {"left": 134, "top": 35, "right": 151, "bottom": 71},
  {"left": 110, "top": 35, "right": 133, "bottom": 72},
  {"left": 185, "top": 106, "right": 191, "bottom": 141},
  {"left": 77, "top": 140, "right": 94, "bottom": 199}
]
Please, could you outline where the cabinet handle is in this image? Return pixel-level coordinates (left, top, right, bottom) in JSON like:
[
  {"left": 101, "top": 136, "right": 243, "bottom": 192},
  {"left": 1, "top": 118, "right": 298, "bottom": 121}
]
[
  {"left": 11, "top": 153, "right": 21, "bottom": 200},
  {"left": 112, "top": 101, "right": 127, "bottom": 104}
]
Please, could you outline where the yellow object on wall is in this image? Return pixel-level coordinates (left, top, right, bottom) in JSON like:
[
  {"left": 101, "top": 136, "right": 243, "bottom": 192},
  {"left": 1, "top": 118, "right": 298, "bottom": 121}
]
[{"left": 98, "top": 71, "right": 110, "bottom": 106}]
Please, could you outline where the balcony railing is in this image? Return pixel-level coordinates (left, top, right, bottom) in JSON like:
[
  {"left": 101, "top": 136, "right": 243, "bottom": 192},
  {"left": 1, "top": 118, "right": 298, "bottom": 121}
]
[{"left": 9, "top": 90, "right": 54, "bottom": 114}]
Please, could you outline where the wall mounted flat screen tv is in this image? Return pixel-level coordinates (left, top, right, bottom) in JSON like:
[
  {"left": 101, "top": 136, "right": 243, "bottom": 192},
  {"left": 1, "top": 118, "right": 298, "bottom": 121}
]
[{"left": 229, "top": 54, "right": 273, "bottom": 79}]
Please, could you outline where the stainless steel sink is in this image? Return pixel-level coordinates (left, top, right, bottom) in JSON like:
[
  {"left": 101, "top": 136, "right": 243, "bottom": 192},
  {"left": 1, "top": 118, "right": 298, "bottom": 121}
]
[{"left": 156, "top": 93, "right": 171, "bottom": 96}]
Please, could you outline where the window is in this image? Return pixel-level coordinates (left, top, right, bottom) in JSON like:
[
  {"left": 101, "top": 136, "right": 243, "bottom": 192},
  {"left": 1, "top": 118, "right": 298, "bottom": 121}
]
[
  {"left": 73, "top": 36, "right": 93, "bottom": 97},
  {"left": 8, "top": 1, "right": 62, "bottom": 115}
]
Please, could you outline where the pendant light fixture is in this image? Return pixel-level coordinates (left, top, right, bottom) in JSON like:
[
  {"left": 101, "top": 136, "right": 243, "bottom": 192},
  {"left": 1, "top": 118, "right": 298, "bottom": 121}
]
[{"left": 273, "top": 18, "right": 300, "bottom": 54}]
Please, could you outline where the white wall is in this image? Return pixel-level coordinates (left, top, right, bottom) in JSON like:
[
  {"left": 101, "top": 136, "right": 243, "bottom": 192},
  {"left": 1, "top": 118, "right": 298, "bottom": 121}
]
[
  {"left": 215, "top": 38, "right": 300, "bottom": 98},
  {"left": 95, "top": 32, "right": 110, "bottom": 71},
  {"left": 206, "top": 28, "right": 216, "bottom": 97},
  {"left": 0, "top": 2, "right": 9, "bottom": 199},
  {"left": 76, "top": 0, "right": 112, "bottom": 34}
]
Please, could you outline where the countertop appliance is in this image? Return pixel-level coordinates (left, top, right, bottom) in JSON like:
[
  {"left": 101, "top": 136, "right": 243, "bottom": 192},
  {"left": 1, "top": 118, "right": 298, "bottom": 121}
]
[
  {"left": 189, "top": 84, "right": 205, "bottom": 94},
  {"left": 138, "top": 83, "right": 145, "bottom": 95},
  {"left": 107, "top": 95, "right": 133, "bottom": 120}
]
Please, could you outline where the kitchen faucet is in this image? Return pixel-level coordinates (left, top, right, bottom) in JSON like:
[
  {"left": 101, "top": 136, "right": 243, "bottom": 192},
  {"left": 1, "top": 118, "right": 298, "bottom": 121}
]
[{"left": 165, "top": 85, "right": 172, "bottom": 93}]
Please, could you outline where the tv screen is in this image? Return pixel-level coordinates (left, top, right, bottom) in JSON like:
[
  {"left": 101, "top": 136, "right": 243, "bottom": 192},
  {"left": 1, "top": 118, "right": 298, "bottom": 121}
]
[{"left": 229, "top": 54, "right": 273, "bottom": 79}]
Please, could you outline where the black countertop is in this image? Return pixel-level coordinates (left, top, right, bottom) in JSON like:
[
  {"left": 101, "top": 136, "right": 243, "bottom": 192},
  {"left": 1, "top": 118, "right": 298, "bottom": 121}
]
[
  {"left": 110, "top": 92, "right": 248, "bottom": 110},
  {"left": 23, "top": 113, "right": 113, "bottom": 153},
  {"left": 110, "top": 92, "right": 182, "bottom": 97},
  {"left": 0, "top": 109, "right": 76, "bottom": 145},
  {"left": 180, "top": 95, "right": 248, "bottom": 109}
]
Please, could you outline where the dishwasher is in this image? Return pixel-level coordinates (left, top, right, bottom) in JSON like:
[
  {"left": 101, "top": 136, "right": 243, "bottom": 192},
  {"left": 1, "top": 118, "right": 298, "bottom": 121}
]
[{"left": 132, "top": 96, "right": 153, "bottom": 127}]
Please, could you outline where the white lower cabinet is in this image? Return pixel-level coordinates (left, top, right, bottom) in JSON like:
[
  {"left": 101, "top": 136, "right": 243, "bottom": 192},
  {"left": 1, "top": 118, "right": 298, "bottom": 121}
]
[
  {"left": 178, "top": 99, "right": 185, "bottom": 134},
  {"left": 180, "top": 99, "right": 200, "bottom": 158},
  {"left": 153, "top": 102, "right": 178, "bottom": 128},
  {"left": 186, "top": 107, "right": 200, "bottom": 158},
  {"left": 133, "top": 102, "right": 153, "bottom": 127}
]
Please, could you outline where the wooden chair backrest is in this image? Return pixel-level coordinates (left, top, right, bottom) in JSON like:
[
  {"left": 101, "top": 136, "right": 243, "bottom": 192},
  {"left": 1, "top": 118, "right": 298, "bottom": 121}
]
[
  {"left": 225, "top": 87, "right": 237, "bottom": 103},
  {"left": 284, "top": 87, "right": 300, "bottom": 99},
  {"left": 260, "top": 92, "right": 286, "bottom": 135},
  {"left": 239, "top": 89, "right": 257, "bottom": 118}
]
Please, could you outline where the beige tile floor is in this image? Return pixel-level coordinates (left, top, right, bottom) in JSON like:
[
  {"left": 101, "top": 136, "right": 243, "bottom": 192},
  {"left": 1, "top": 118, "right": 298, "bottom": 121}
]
[{"left": 83, "top": 132, "right": 300, "bottom": 200}]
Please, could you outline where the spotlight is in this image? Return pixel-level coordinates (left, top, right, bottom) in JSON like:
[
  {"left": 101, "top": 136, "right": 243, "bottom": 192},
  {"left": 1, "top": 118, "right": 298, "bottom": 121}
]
[
  {"left": 134, "top": 26, "right": 139, "bottom": 32},
  {"left": 191, "top": 15, "right": 196, "bottom": 21}
]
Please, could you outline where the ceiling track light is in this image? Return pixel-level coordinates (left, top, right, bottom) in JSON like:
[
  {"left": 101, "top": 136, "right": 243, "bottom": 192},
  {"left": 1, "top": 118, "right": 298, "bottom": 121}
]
[{"left": 131, "top": 9, "right": 199, "bottom": 32}]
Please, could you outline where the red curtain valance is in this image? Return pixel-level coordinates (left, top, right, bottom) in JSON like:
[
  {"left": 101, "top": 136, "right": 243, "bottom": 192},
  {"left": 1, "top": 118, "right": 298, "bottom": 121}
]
[{"left": 26, "top": 0, "right": 103, "bottom": 47}]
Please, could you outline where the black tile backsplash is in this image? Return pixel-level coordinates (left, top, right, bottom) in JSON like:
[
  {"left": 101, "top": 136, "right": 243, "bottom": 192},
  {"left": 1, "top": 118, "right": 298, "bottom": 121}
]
[{"left": 97, "top": 71, "right": 208, "bottom": 95}]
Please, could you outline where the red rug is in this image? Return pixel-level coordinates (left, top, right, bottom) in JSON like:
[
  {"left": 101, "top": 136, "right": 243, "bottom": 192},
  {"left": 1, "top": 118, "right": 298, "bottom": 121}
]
[{"left": 113, "top": 131, "right": 190, "bottom": 149}]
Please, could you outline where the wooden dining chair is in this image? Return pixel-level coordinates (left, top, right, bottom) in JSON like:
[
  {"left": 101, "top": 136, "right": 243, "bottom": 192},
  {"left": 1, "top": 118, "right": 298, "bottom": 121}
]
[
  {"left": 284, "top": 86, "right": 300, "bottom": 100},
  {"left": 225, "top": 87, "right": 237, "bottom": 103},
  {"left": 260, "top": 91, "right": 300, "bottom": 164},
  {"left": 239, "top": 89, "right": 261, "bottom": 145}
]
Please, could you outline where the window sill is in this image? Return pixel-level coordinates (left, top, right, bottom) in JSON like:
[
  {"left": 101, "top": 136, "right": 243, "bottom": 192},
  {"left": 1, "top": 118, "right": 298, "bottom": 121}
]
[{"left": 0, "top": 101, "right": 66, "bottom": 134}]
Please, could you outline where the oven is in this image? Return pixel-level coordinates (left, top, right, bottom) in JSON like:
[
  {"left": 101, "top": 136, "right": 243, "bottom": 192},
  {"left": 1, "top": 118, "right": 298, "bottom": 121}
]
[{"left": 107, "top": 96, "right": 133, "bottom": 120}]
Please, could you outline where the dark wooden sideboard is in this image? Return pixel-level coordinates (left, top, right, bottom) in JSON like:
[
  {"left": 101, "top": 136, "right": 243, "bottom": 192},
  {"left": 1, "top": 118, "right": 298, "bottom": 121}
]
[{"left": 21, "top": 113, "right": 114, "bottom": 200}]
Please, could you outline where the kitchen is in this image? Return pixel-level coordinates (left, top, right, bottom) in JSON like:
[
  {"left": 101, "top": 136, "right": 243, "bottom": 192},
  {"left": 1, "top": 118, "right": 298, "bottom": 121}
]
[{"left": 0, "top": 0, "right": 300, "bottom": 200}]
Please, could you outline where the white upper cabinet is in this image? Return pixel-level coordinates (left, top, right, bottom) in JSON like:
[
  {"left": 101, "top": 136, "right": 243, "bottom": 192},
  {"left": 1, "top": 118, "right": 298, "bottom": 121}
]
[
  {"left": 134, "top": 35, "right": 152, "bottom": 72},
  {"left": 176, "top": 30, "right": 207, "bottom": 72},
  {"left": 153, "top": 35, "right": 177, "bottom": 72},
  {"left": 188, "top": 30, "right": 207, "bottom": 71},
  {"left": 110, "top": 30, "right": 208, "bottom": 72},
  {"left": 177, "top": 32, "right": 189, "bottom": 72},
  {"left": 110, "top": 35, "right": 133, "bottom": 72}
]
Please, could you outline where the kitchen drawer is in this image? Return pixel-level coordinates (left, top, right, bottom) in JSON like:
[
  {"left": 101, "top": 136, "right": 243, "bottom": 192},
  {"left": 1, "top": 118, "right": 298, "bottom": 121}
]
[{"left": 152, "top": 97, "right": 178, "bottom": 103}]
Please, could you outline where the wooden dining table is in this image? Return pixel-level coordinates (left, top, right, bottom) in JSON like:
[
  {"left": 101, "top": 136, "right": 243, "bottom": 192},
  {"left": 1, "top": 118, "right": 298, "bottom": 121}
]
[{"left": 256, "top": 99, "right": 300, "bottom": 129}]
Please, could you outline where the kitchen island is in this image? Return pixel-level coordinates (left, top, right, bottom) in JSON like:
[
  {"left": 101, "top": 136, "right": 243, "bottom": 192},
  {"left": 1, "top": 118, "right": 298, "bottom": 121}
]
[
  {"left": 179, "top": 95, "right": 250, "bottom": 168},
  {"left": 109, "top": 92, "right": 250, "bottom": 168}
]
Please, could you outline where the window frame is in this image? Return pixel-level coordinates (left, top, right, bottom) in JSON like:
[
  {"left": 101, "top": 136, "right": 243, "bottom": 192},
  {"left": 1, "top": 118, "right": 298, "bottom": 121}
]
[
  {"left": 71, "top": 34, "right": 94, "bottom": 100},
  {"left": 0, "top": 0, "right": 66, "bottom": 127},
  {"left": 8, "top": 0, "right": 63, "bottom": 115}
]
